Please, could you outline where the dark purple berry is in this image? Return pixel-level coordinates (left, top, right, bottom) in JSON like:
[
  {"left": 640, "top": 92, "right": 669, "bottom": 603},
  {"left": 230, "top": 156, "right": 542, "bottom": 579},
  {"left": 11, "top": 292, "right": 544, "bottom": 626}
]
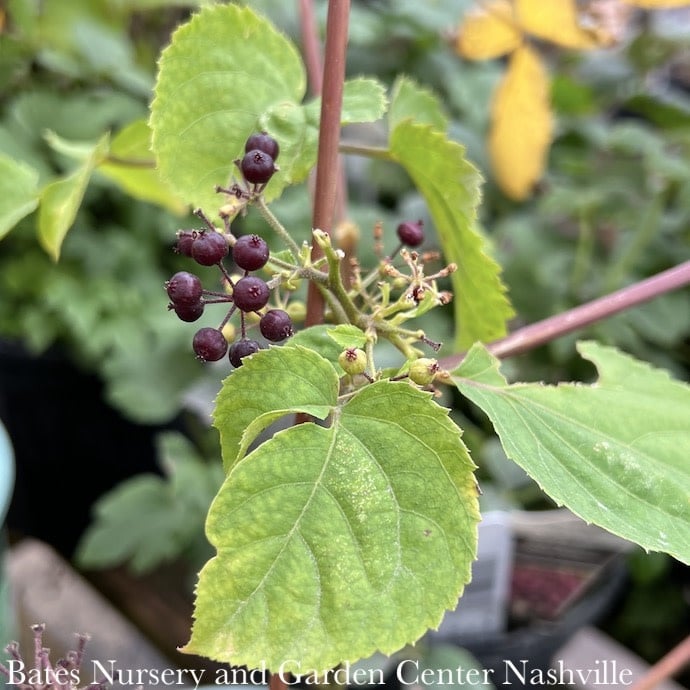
[
  {"left": 232, "top": 275, "right": 270, "bottom": 312},
  {"left": 244, "top": 132, "right": 280, "bottom": 161},
  {"left": 240, "top": 150, "right": 276, "bottom": 185},
  {"left": 191, "top": 231, "right": 229, "bottom": 266},
  {"left": 229, "top": 339, "right": 260, "bottom": 368},
  {"left": 233, "top": 234, "right": 270, "bottom": 271},
  {"left": 260, "top": 309, "right": 294, "bottom": 342},
  {"left": 166, "top": 271, "right": 203, "bottom": 305},
  {"left": 192, "top": 327, "right": 228, "bottom": 362},
  {"left": 171, "top": 300, "right": 204, "bottom": 322},
  {"left": 175, "top": 230, "right": 196, "bottom": 257},
  {"left": 396, "top": 220, "right": 425, "bottom": 247}
]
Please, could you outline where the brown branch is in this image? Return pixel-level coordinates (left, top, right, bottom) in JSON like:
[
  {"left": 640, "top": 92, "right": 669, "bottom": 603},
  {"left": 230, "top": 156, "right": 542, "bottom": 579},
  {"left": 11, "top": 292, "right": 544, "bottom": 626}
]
[
  {"left": 440, "top": 259, "right": 690, "bottom": 369},
  {"left": 304, "top": 0, "right": 350, "bottom": 328},
  {"left": 629, "top": 633, "right": 690, "bottom": 690},
  {"left": 298, "top": 0, "right": 323, "bottom": 97}
]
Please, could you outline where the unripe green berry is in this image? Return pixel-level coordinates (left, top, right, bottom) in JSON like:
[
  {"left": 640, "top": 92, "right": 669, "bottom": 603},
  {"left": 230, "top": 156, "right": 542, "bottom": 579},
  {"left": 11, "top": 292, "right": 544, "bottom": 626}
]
[
  {"left": 408, "top": 358, "right": 439, "bottom": 386},
  {"left": 338, "top": 348, "right": 367, "bottom": 376},
  {"left": 286, "top": 301, "right": 307, "bottom": 324}
]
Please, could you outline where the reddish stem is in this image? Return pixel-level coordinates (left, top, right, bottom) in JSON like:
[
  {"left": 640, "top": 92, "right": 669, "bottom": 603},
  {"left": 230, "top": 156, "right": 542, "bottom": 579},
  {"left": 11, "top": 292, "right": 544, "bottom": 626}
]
[
  {"left": 304, "top": 0, "right": 350, "bottom": 327},
  {"left": 441, "top": 259, "right": 690, "bottom": 369},
  {"left": 629, "top": 633, "right": 690, "bottom": 690},
  {"left": 269, "top": 672, "right": 290, "bottom": 690},
  {"left": 298, "top": 0, "right": 323, "bottom": 96}
]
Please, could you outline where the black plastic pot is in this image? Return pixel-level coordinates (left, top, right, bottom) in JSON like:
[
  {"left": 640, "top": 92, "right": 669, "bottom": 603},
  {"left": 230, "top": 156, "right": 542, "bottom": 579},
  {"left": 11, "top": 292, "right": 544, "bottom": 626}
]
[{"left": 0, "top": 340, "right": 171, "bottom": 559}]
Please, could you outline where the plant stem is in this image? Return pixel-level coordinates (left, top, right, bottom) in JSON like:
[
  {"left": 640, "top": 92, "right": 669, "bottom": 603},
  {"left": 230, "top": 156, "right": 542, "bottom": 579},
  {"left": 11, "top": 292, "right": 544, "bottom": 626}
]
[
  {"left": 305, "top": 0, "right": 350, "bottom": 328},
  {"left": 629, "top": 633, "right": 690, "bottom": 690},
  {"left": 298, "top": 0, "right": 323, "bottom": 96},
  {"left": 440, "top": 259, "right": 690, "bottom": 368},
  {"left": 255, "top": 196, "right": 302, "bottom": 257}
]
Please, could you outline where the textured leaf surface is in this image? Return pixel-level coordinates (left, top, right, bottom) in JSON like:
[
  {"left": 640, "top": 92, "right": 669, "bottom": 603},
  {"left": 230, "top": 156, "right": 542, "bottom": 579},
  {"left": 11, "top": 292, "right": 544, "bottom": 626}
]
[
  {"left": 456, "top": 0, "right": 521, "bottom": 60},
  {"left": 184, "top": 347, "right": 479, "bottom": 672},
  {"left": 98, "top": 119, "right": 187, "bottom": 214},
  {"left": 213, "top": 346, "right": 337, "bottom": 472},
  {"left": 489, "top": 44, "right": 553, "bottom": 201},
  {"left": 150, "top": 4, "right": 306, "bottom": 213},
  {"left": 38, "top": 133, "right": 110, "bottom": 260},
  {"left": 388, "top": 76, "right": 448, "bottom": 133},
  {"left": 340, "top": 78, "right": 389, "bottom": 124},
  {"left": 327, "top": 324, "right": 368, "bottom": 349},
  {"left": 453, "top": 341, "right": 690, "bottom": 564},
  {"left": 389, "top": 122, "right": 514, "bottom": 348},
  {"left": 0, "top": 154, "right": 39, "bottom": 239}
]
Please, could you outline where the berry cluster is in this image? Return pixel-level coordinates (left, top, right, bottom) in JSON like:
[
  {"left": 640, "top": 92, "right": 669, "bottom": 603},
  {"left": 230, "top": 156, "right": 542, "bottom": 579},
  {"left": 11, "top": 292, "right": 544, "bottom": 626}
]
[{"left": 165, "top": 132, "right": 293, "bottom": 367}]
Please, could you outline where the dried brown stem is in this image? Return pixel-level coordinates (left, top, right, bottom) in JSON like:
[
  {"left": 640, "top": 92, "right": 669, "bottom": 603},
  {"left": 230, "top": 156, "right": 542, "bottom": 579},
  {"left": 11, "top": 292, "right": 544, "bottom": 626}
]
[{"left": 440, "top": 260, "right": 690, "bottom": 369}]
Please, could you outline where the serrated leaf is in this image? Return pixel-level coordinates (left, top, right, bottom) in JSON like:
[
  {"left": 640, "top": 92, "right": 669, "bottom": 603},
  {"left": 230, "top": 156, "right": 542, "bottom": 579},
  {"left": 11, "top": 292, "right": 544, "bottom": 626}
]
[
  {"left": 38, "top": 132, "right": 110, "bottom": 260},
  {"left": 213, "top": 346, "right": 337, "bottom": 472},
  {"left": 452, "top": 341, "right": 690, "bottom": 565},
  {"left": 98, "top": 119, "right": 187, "bottom": 215},
  {"left": 389, "top": 122, "right": 514, "bottom": 348},
  {"left": 515, "top": 0, "right": 605, "bottom": 49},
  {"left": 340, "top": 77, "right": 389, "bottom": 124},
  {"left": 184, "top": 360, "right": 479, "bottom": 672},
  {"left": 388, "top": 76, "right": 449, "bottom": 133},
  {"left": 0, "top": 153, "right": 39, "bottom": 240},
  {"left": 150, "top": 4, "right": 306, "bottom": 213},
  {"left": 456, "top": 0, "right": 522, "bottom": 60},
  {"left": 327, "top": 324, "right": 368, "bottom": 349},
  {"left": 488, "top": 44, "right": 553, "bottom": 201},
  {"left": 289, "top": 325, "right": 347, "bottom": 372},
  {"left": 259, "top": 100, "right": 316, "bottom": 195}
]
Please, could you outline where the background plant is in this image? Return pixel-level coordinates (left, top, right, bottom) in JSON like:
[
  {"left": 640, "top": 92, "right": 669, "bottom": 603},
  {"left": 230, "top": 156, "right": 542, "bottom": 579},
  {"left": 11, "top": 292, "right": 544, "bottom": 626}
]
[{"left": 2, "top": 0, "right": 690, "bottom": 682}]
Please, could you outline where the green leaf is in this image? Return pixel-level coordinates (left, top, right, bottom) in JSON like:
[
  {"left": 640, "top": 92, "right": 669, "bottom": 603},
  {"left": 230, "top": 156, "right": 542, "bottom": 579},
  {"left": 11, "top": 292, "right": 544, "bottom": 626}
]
[
  {"left": 98, "top": 119, "right": 187, "bottom": 214},
  {"left": 0, "top": 153, "right": 39, "bottom": 240},
  {"left": 340, "top": 77, "right": 389, "bottom": 125},
  {"left": 149, "top": 4, "right": 306, "bottom": 213},
  {"left": 388, "top": 76, "right": 449, "bottom": 133},
  {"left": 37, "top": 132, "right": 110, "bottom": 260},
  {"left": 289, "top": 324, "right": 347, "bottom": 372},
  {"left": 75, "top": 431, "right": 222, "bottom": 574},
  {"left": 184, "top": 349, "right": 479, "bottom": 672},
  {"left": 389, "top": 122, "right": 514, "bottom": 348},
  {"left": 452, "top": 341, "right": 690, "bottom": 565},
  {"left": 43, "top": 130, "right": 103, "bottom": 161},
  {"left": 327, "top": 324, "right": 368, "bottom": 349},
  {"left": 213, "top": 346, "right": 337, "bottom": 472}
]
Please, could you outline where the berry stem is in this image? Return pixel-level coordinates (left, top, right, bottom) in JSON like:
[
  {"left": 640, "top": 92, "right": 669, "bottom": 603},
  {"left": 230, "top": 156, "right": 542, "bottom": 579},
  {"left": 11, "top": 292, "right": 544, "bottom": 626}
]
[
  {"left": 440, "top": 259, "right": 690, "bottom": 369},
  {"left": 305, "top": 0, "right": 350, "bottom": 328},
  {"left": 255, "top": 196, "right": 302, "bottom": 258},
  {"left": 218, "top": 305, "right": 237, "bottom": 330},
  {"left": 315, "top": 230, "right": 363, "bottom": 326}
]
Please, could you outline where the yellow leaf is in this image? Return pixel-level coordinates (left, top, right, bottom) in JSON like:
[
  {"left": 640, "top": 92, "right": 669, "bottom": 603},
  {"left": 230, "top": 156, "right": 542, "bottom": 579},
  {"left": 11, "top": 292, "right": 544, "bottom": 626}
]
[
  {"left": 488, "top": 44, "right": 553, "bottom": 201},
  {"left": 516, "top": 0, "right": 605, "bottom": 48},
  {"left": 623, "top": 0, "right": 690, "bottom": 6},
  {"left": 456, "top": 0, "right": 522, "bottom": 60}
]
